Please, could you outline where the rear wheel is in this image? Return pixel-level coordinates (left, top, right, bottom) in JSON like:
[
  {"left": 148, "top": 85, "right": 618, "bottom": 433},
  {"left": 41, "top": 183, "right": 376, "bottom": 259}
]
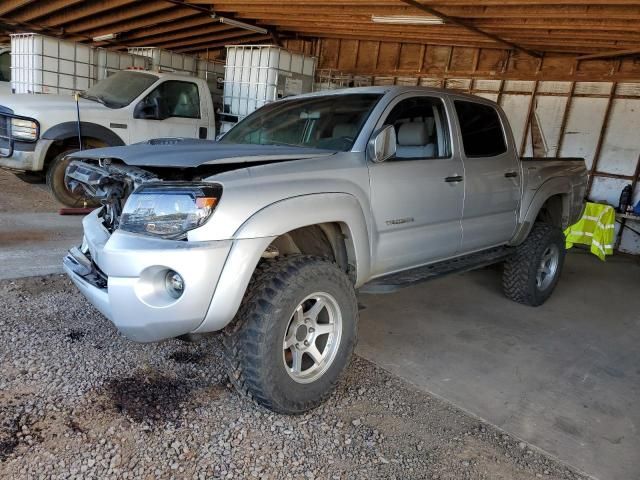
[
  {"left": 223, "top": 255, "right": 358, "bottom": 414},
  {"left": 502, "top": 222, "right": 566, "bottom": 306},
  {"left": 46, "top": 150, "right": 98, "bottom": 207}
]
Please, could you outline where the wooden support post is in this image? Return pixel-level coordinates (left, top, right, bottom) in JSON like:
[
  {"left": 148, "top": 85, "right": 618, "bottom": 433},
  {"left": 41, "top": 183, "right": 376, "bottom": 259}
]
[
  {"left": 520, "top": 80, "right": 540, "bottom": 156},
  {"left": 585, "top": 82, "right": 618, "bottom": 196},
  {"left": 555, "top": 81, "right": 576, "bottom": 156}
]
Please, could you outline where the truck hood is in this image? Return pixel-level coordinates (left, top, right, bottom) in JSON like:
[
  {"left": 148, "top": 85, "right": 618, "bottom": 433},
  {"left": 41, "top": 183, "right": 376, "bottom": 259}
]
[
  {"left": 0, "top": 93, "right": 109, "bottom": 118},
  {"left": 68, "top": 139, "right": 337, "bottom": 168}
]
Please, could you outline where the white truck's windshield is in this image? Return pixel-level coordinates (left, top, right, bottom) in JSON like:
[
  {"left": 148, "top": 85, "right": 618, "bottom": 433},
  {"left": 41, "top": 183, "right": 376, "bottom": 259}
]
[
  {"left": 0, "top": 50, "right": 10, "bottom": 83},
  {"left": 80, "top": 71, "right": 158, "bottom": 109},
  {"left": 221, "top": 93, "right": 383, "bottom": 151}
]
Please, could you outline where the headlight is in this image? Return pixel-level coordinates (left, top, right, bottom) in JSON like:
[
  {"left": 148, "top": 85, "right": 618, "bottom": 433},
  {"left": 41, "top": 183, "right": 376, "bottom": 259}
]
[
  {"left": 11, "top": 118, "right": 38, "bottom": 141},
  {"left": 119, "top": 183, "right": 222, "bottom": 239}
]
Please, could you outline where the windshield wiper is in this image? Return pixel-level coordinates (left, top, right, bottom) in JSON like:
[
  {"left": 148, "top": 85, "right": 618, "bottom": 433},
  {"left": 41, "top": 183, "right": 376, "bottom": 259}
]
[
  {"left": 79, "top": 92, "right": 105, "bottom": 104},
  {"left": 264, "top": 141, "right": 301, "bottom": 147},
  {"left": 78, "top": 92, "right": 118, "bottom": 108}
]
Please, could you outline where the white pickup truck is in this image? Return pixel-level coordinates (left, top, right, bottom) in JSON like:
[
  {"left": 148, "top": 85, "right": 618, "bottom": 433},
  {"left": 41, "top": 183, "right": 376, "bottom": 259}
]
[
  {"left": 0, "top": 69, "right": 217, "bottom": 205},
  {"left": 0, "top": 46, "right": 10, "bottom": 94}
]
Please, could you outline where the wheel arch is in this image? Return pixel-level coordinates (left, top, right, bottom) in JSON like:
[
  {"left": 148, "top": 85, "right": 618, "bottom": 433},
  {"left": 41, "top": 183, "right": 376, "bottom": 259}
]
[
  {"left": 40, "top": 122, "right": 125, "bottom": 170},
  {"left": 194, "top": 193, "right": 371, "bottom": 335},
  {"left": 234, "top": 193, "right": 372, "bottom": 286},
  {"left": 510, "top": 177, "right": 573, "bottom": 246}
]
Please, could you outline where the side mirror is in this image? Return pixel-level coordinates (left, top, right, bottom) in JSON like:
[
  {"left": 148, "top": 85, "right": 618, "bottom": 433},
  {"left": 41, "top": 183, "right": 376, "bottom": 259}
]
[
  {"left": 367, "top": 125, "right": 397, "bottom": 163},
  {"left": 134, "top": 97, "right": 164, "bottom": 120}
]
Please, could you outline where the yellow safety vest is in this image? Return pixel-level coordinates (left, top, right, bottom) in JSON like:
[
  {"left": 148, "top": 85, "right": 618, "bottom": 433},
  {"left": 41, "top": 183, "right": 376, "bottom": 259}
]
[{"left": 564, "top": 202, "right": 615, "bottom": 261}]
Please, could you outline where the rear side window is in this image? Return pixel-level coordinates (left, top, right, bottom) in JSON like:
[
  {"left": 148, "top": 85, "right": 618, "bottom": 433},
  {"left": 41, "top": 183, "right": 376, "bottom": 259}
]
[{"left": 454, "top": 100, "right": 507, "bottom": 157}]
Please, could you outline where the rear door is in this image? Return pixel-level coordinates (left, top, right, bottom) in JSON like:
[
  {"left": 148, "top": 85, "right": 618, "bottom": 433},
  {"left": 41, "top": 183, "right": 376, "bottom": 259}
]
[
  {"left": 368, "top": 93, "right": 464, "bottom": 276},
  {"left": 453, "top": 99, "right": 521, "bottom": 252}
]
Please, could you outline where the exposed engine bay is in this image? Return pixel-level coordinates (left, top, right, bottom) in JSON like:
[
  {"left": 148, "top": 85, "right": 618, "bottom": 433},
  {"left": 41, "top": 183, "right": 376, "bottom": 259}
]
[
  {"left": 64, "top": 157, "right": 288, "bottom": 233},
  {"left": 66, "top": 160, "right": 158, "bottom": 232}
]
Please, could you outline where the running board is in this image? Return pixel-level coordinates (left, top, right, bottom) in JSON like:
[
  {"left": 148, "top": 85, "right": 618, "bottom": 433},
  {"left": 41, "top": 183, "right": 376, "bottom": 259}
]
[{"left": 360, "top": 246, "right": 513, "bottom": 294}]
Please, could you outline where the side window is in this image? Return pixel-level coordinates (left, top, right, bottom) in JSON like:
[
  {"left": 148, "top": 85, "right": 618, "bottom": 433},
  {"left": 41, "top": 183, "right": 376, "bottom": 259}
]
[
  {"left": 383, "top": 96, "right": 450, "bottom": 160},
  {"left": 454, "top": 100, "right": 507, "bottom": 157},
  {"left": 144, "top": 81, "right": 200, "bottom": 119},
  {"left": 0, "top": 52, "right": 10, "bottom": 82}
]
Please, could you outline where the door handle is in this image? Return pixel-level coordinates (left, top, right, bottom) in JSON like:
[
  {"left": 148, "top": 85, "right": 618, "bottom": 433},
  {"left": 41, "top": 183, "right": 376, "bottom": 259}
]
[
  {"left": 444, "top": 175, "right": 463, "bottom": 183},
  {"left": 504, "top": 171, "right": 518, "bottom": 178}
]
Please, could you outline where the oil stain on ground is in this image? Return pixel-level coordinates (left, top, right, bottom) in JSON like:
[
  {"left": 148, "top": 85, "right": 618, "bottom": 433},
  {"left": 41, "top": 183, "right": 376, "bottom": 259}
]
[
  {"left": 168, "top": 350, "right": 206, "bottom": 364},
  {"left": 0, "top": 421, "right": 19, "bottom": 462},
  {"left": 105, "top": 371, "right": 199, "bottom": 424}
]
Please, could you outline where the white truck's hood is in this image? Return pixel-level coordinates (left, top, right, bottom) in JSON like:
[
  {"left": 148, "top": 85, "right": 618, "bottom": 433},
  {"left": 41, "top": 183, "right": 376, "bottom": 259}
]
[
  {"left": 0, "top": 93, "right": 110, "bottom": 119},
  {"left": 0, "top": 93, "right": 116, "bottom": 134}
]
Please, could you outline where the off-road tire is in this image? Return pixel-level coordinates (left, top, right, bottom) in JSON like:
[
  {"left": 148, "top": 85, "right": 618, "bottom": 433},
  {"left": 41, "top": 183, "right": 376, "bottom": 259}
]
[
  {"left": 502, "top": 222, "right": 566, "bottom": 306},
  {"left": 223, "top": 255, "right": 358, "bottom": 414},
  {"left": 46, "top": 150, "right": 99, "bottom": 207}
]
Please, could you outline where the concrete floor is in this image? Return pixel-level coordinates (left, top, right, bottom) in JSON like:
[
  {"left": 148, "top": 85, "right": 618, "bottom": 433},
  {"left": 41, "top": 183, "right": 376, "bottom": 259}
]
[
  {"left": 1, "top": 200, "right": 638, "bottom": 479},
  {"left": 357, "top": 250, "right": 640, "bottom": 480},
  {"left": 0, "top": 213, "right": 82, "bottom": 280}
]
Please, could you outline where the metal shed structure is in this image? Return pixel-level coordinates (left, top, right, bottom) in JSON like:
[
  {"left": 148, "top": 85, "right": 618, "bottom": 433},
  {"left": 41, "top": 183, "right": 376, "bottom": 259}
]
[{"left": 1, "top": 0, "right": 639, "bottom": 251}]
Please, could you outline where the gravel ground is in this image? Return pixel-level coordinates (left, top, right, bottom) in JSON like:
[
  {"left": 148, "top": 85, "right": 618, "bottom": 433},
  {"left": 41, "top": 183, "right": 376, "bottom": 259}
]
[{"left": 0, "top": 275, "right": 588, "bottom": 480}]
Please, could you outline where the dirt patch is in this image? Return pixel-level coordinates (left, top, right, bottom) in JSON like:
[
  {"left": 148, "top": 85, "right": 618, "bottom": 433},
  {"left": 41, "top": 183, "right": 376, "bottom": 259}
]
[{"left": 0, "top": 169, "right": 61, "bottom": 213}]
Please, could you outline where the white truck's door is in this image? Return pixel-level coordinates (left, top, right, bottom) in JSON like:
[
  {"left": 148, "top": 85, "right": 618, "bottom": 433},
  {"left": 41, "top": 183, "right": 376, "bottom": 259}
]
[
  {"left": 129, "top": 79, "right": 203, "bottom": 142},
  {"left": 453, "top": 99, "right": 520, "bottom": 252},
  {"left": 368, "top": 94, "right": 464, "bottom": 276}
]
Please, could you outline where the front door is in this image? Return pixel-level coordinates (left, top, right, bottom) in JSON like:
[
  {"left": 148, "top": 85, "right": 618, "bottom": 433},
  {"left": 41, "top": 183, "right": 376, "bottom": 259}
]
[
  {"left": 368, "top": 94, "right": 464, "bottom": 277},
  {"left": 452, "top": 99, "right": 521, "bottom": 252},
  {"left": 130, "top": 79, "right": 203, "bottom": 143}
]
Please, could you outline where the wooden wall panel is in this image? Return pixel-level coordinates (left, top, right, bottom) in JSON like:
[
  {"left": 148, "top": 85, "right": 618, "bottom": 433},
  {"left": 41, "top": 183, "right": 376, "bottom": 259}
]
[
  {"left": 449, "top": 47, "right": 477, "bottom": 72},
  {"left": 337, "top": 39, "right": 359, "bottom": 71},
  {"left": 423, "top": 46, "right": 450, "bottom": 74},
  {"left": 356, "top": 41, "right": 379, "bottom": 71},
  {"left": 476, "top": 49, "right": 506, "bottom": 73},
  {"left": 376, "top": 42, "right": 401, "bottom": 71},
  {"left": 306, "top": 38, "right": 640, "bottom": 81},
  {"left": 397, "top": 43, "right": 422, "bottom": 71},
  {"left": 318, "top": 38, "right": 340, "bottom": 69}
]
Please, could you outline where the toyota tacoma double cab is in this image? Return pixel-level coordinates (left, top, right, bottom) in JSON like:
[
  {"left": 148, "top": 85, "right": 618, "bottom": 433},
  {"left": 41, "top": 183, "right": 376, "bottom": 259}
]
[
  {"left": 0, "top": 69, "right": 217, "bottom": 206},
  {"left": 63, "top": 86, "right": 587, "bottom": 413}
]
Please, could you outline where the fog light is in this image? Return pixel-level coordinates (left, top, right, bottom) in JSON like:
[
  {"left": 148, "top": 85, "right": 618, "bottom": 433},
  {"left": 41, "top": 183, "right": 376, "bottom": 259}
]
[{"left": 165, "top": 270, "right": 184, "bottom": 299}]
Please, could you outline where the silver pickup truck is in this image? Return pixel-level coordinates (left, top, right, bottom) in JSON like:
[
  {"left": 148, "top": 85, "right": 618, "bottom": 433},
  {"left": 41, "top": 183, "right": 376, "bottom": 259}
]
[{"left": 63, "top": 86, "right": 587, "bottom": 413}]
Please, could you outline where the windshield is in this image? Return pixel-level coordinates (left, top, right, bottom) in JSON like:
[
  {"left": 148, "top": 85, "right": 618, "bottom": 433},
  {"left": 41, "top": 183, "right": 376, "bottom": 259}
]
[
  {"left": 0, "top": 51, "right": 10, "bottom": 82},
  {"left": 81, "top": 71, "right": 158, "bottom": 108},
  {"left": 220, "top": 93, "right": 383, "bottom": 151}
]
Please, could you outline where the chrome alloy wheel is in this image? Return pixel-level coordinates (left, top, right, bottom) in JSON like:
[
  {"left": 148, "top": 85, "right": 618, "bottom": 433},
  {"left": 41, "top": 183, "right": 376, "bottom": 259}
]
[
  {"left": 536, "top": 244, "right": 560, "bottom": 290},
  {"left": 283, "top": 292, "right": 343, "bottom": 384}
]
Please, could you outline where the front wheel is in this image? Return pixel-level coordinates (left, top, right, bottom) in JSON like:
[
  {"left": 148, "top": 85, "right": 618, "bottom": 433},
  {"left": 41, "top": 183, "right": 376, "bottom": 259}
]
[
  {"left": 223, "top": 255, "right": 358, "bottom": 414},
  {"left": 46, "top": 150, "right": 99, "bottom": 207},
  {"left": 502, "top": 222, "right": 566, "bottom": 306}
]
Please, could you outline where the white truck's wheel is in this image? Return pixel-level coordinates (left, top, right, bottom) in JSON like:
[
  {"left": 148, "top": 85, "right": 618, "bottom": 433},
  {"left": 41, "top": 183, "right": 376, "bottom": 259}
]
[
  {"left": 46, "top": 150, "right": 99, "bottom": 207},
  {"left": 502, "top": 223, "right": 567, "bottom": 306},
  {"left": 223, "top": 255, "right": 358, "bottom": 414}
]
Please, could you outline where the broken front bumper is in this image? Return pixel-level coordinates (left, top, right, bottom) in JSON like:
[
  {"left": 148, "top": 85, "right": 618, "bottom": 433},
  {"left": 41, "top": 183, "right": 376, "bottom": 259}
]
[{"left": 64, "top": 210, "right": 234, "bottom": 342}]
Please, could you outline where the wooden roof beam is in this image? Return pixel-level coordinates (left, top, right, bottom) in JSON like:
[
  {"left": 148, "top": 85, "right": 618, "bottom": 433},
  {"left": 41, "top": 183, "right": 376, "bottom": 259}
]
[
  {"left": 399, "top": 0, "right": 543, "bottom": 58},
  {"left": 576, "top": 48, "right": 640, "bottom": 61},
  {"left": 12, "top": 0, "right": 84, "bottom": 23},
  {"left": 161, "top": 0, "right": 280, "bottom": 44},
  {"left": 175, "top": 34, "right": 272, "bottom": 53},
  {"left": 0, "top": 0, "right": 37, "bottom": 17}
]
